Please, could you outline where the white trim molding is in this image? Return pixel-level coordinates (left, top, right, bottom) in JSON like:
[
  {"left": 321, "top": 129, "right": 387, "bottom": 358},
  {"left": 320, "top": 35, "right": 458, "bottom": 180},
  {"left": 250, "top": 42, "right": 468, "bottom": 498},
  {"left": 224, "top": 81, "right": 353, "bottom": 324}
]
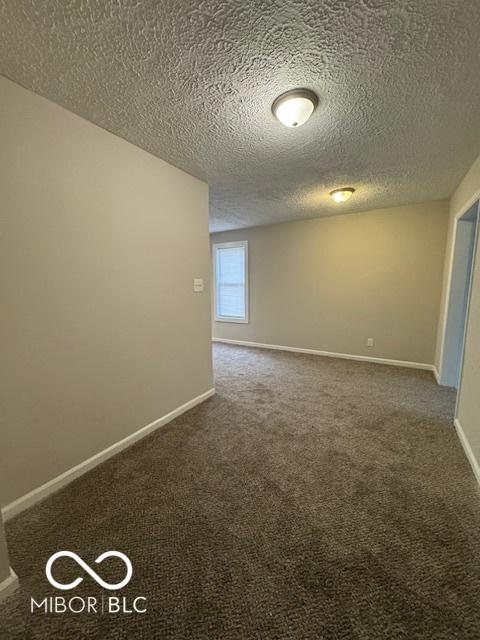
[
  {"left": 2, "top": 388, "right": 215, "bottom": 521},
  {"left": 433, "top": 366, "right": 441, "bottom": 384},
  {"left": 454, "top": 418, "right": 480, "bottom": 487},
  {"left": 212, "top": 338, "right": 435, "bottom": 372},
  {"left": 0, "top": 568, "right": 19, "bottom": 603},
  {"left": 436, "top": 192, "right": 480, "bottom": 384}
]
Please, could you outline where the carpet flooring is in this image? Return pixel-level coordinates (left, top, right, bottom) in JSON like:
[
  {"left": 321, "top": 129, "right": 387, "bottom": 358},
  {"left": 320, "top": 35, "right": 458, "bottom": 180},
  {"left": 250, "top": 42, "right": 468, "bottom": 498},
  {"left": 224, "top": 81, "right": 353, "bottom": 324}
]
[{"left": 1, "top": 343, "right": 480, "bottom": 639}]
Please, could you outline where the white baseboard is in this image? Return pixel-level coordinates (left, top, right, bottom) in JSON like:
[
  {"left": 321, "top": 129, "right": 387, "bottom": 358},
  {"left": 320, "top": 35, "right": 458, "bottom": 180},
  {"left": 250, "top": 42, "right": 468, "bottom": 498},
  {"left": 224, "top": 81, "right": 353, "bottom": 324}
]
[
  {"left": 433, "top": 366, "right": 441, "bottom": 384},
  {"left": 2, "top": 388, "right": 215, "bottom": 521},
  {"left": 212, "top": 338, "right": 435, "bottom": 372},
  {"left": 0, "top": 568, "right": 19, "bottom": 603},
  {"left": 454, "top": 418, "right": 480, "bottom": 487}
]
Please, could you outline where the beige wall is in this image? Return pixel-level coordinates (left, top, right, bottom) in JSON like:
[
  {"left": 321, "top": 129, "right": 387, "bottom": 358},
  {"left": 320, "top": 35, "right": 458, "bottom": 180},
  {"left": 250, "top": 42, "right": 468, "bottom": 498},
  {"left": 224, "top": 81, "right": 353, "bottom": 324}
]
[
  {"left": 435, "top": 155, "right": 480, "bottom": 372},
  {"left": 212, "top": 201, "right": 449, "bottom": 364},
  {"left": 435, "top": 155, "right": 480, "bottom": 468},
  {"left": 458, "top": 235, "right": 480, "bottom": 455},
  {"left": 0, "top": 77, "right": 213, "bottom": 508},
  {"left": 435, "top": 156, "right": 480, "bottom": 371}
]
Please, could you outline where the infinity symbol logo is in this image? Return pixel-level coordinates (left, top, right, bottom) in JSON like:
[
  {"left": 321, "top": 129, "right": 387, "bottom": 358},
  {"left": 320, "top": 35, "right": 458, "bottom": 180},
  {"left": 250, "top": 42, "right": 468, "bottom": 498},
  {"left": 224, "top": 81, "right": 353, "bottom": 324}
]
[{"left": 46, "top": 551, "right": 133, "bottom": 591}]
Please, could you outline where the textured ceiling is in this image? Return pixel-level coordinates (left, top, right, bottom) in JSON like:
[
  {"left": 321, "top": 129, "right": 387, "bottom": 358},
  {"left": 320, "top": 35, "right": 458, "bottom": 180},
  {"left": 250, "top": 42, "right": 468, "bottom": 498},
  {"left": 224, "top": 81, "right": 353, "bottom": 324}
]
[{"left": 1, "top": 1, "right": 480, "bottom": 231}]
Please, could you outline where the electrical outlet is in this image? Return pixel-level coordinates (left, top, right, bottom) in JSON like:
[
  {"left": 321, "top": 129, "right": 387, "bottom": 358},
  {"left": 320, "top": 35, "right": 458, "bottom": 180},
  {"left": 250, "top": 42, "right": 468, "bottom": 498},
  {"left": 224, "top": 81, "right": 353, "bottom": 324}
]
[{"left": 367, "top": 337, "right": 374, "bottom": 347}]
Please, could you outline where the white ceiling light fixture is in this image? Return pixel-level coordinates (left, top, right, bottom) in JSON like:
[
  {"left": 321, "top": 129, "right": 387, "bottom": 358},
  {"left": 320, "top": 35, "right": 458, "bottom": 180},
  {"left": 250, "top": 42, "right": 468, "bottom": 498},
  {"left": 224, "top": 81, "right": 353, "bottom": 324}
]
[
  {"left": 272, "top": 88, "right": 318, "bottom": 128},
  {"left": 330, "top": 187, "right": 355, "bottom": 203}
]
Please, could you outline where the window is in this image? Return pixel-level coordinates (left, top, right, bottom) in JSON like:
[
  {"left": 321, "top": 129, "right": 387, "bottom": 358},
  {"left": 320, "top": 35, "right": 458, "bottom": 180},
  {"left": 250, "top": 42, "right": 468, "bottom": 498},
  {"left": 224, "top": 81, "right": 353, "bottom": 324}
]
[{"left": 213, "top": 241, "right": 248, "bottom": 323}]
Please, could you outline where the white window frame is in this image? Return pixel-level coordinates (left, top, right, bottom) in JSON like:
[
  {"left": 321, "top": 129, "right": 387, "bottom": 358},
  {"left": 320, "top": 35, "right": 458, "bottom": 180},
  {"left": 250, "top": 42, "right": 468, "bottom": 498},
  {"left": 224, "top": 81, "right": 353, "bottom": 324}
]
[{"left": 213, "top": 240, "right": 249, "bottom": 323}]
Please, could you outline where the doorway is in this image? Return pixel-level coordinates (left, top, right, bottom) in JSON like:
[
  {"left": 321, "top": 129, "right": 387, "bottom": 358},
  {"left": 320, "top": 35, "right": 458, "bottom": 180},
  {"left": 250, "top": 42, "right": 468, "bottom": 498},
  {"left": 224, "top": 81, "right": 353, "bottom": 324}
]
[{"left": 439, "top": 201, "right": 479, "bottom": 388}]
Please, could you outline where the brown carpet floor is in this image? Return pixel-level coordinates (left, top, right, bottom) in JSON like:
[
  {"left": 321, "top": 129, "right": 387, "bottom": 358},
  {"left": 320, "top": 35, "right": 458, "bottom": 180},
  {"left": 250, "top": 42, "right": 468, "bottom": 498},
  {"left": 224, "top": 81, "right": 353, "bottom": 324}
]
[{"left": 1, "top": 343, "right": 480, "bottom": 639}]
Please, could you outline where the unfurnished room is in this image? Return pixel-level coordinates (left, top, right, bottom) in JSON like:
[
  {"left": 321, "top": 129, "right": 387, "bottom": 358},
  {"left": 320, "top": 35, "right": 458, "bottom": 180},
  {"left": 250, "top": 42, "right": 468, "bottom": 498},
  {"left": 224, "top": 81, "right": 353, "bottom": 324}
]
[{"left": 1, "top": 1, "right": 480, "bottom": 639}]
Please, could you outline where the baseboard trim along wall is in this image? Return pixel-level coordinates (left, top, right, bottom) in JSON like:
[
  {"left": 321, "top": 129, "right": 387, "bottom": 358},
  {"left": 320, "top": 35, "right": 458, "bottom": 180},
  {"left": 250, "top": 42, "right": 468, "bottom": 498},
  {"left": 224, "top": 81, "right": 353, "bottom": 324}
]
[
  {"left": 454, "top": 418, "right": 480, "bottom": 487},
  {"left": 212, "top": 338, "right": 435, "bottom": 372},
  {"left": 0, "top": 569, "right": 19, "bottom": 604},
  {"left": 2, "top": 388, "right": 215, "bottom": 521}
]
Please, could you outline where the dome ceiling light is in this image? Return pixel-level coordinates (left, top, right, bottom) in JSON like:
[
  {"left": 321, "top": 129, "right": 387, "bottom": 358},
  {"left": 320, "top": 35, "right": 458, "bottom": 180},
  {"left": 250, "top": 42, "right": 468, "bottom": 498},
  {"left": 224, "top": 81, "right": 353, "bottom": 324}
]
[
  {"left": 272, "top": 88, "right": 318, "bottom": 128},
  {"left": 330, "top": 188, "right": 355, "bottom": 203}
]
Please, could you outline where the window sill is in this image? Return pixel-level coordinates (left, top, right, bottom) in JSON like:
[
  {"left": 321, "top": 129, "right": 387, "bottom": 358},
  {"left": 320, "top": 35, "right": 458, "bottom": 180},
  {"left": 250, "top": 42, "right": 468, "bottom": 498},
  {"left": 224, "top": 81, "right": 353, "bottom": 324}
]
[{"left": 215, "top": 317, "right": 249, "bottom": 324}]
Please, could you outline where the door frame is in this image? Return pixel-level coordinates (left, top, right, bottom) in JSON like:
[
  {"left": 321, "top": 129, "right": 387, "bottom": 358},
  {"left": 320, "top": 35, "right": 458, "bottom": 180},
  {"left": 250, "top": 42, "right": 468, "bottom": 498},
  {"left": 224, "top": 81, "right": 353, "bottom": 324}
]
[{"left": 437, "top": 195, "right": 479, "bottom": 399}]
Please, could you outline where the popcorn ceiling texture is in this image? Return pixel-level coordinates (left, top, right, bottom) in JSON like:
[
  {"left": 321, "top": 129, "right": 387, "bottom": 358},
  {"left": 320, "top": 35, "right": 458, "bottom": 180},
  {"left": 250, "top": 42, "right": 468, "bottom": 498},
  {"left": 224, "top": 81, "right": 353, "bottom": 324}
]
[{"left": 0, "top": 0, "right": 480, "bottom": 231}]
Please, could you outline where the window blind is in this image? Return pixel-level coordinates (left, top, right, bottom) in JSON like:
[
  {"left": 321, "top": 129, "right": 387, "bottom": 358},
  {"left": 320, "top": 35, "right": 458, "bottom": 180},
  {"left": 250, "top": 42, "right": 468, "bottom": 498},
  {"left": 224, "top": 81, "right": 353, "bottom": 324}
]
[{"left": 215, "top": 244, "right": 247, "bottom": 320}]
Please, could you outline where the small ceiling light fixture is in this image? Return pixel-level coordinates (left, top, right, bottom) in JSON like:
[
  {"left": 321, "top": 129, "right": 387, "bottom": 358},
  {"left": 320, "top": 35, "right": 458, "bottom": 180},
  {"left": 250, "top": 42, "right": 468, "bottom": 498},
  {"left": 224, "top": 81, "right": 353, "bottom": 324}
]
[
  {"left": 330, "top": 187, "right": 355, "bottom": 203},
  {"left": 272, "top": 88, "right": 318, "bottom": 128}
]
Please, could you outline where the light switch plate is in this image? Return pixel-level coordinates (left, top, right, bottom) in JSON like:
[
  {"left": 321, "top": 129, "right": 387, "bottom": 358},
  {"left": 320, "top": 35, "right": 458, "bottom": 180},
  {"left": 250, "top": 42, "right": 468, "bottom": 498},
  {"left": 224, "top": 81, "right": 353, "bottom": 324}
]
[
  {"left": 193, "top": 278, "right": 204, "bottom": 292},
  {"left": 367, "top": 337, "right": 374, "bottom": 347}
]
